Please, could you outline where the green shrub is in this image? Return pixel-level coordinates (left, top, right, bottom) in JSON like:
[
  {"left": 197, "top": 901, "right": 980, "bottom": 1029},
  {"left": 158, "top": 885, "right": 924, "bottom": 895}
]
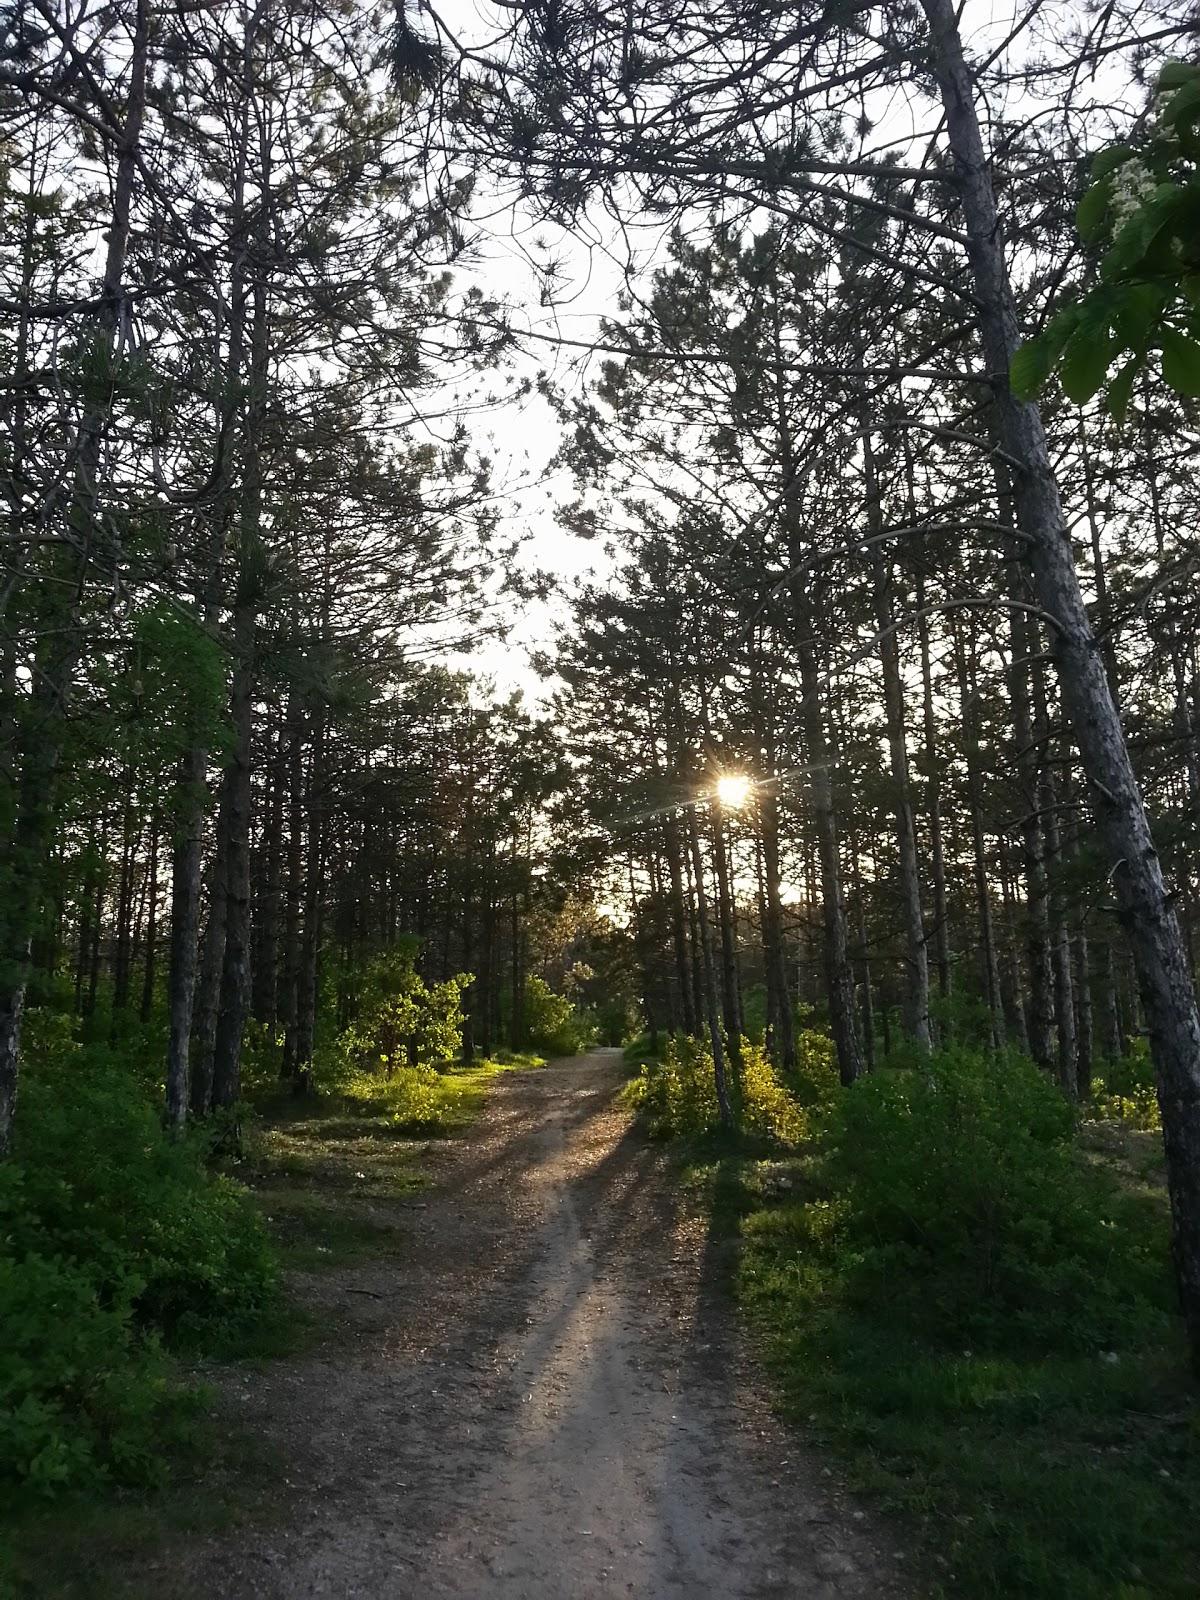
[
  {"left": 1, "top": 1021, "right": 279, "bottom": 1494},
  {"left": 821, "top": 1046, "right": 1167, "bottom": 1348},
  {"left": 624, "top": 1034, "right": 719, "bottom": 1136},
  {"left": 331, "top": 1060, "right": 475, "bottom": 1135},
  {"left": 0, "top": 1252, "right": 167, "bottom": 1493},
  {"left": 321, "top": 950, "right": 470, "bottom": 1082},
  {"left": 622, "top": 1030, "right": 663, "bottom": 1066},
  {"left": 523, "top": 975, "right": 596, "bottom": 1056},
  {"left": 624, "top": 1034, "right": 808, "bottom": 1145},
  {"left": 736, "top": 1042, "right": 1193, "bottom": 1598},
  {"left": 8, "top": 1045, "right": 278, "bottom": 1346},
  {"left": 740, "top": 1045, "right": 807, "bottom": 1144},
  {"left": 787, "top": 1028, "right": 841, "bottom": 1110},
  {"left": 1091, "top": 1039, "right": 1160, "bottom": 1130}
]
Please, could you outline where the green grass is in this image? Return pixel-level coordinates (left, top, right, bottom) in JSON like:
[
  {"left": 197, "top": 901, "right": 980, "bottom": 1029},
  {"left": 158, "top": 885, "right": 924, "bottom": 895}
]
[
  {"left": 242, "top": 1051, "right": 545, "bottom": 1270},
  {"left": 705, "top": 1143, "right": 1200, "bottom": 1599},
  {"left": 0, "top": 1417, "right": 286, "bottom": 1600}
]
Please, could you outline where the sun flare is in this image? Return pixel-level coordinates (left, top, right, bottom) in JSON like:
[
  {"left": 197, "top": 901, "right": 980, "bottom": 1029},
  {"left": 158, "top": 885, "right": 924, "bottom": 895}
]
[{"left": 715, "top": 773, "right": 753, "bottom": 809}]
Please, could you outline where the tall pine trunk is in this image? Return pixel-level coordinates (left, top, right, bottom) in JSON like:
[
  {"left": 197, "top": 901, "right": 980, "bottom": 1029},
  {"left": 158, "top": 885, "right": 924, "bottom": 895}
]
[{"left": 923, "top": 0, "right": 1200, "bottom": 1368}]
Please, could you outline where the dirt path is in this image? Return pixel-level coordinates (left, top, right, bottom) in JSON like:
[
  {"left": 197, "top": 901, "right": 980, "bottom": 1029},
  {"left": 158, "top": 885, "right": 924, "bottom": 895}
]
[{"left": 149, "top": 1050, "right": 904, "bottom": 1599}]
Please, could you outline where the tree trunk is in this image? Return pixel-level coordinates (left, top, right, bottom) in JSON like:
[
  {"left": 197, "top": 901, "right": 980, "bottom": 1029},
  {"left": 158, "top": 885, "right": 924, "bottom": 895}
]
[
  {"left": 711, "top": 807, "right": 743, "bottom": 1057},
  {"left": 863, "top": 423, "right": 931, "bottom": 1049},
  {"left": 210, "top": 638, "right": 255, "bottom": 1112},
  {"left": 924, "top": 0, "right": 1200, "bottom": 1368},
  {"left": 662, "top": 814, "right": 697, "bottom": 1034},
  {"left": 0, "top": 0, "right": 149, "bottom": 1153},
  {"left": 797, "top": 638, "right": 864, "bottom": 1085},
  {"left": 684, "top": 803, "right": 734, "bottom": 1131},
  {"left": 758, "top": 787, "right": 796, "bottom": 1071},
  {"left": 955, "top": 623, "right": 1005, "bottom": 1048},
  {"left": 916, "top": 560, "right": 952, "bottom": 999}
]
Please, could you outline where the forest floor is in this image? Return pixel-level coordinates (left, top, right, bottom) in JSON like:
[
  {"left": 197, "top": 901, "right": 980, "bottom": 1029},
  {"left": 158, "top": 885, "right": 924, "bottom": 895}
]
[{"left": 58, "top": 1047, "right": 904, "bottom": 1599}]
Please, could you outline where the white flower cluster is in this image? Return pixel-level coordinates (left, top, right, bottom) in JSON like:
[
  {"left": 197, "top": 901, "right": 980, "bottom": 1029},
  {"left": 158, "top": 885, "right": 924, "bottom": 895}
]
[{"left": 1110, "top": 158, "right": 1156, "bottom": 228}]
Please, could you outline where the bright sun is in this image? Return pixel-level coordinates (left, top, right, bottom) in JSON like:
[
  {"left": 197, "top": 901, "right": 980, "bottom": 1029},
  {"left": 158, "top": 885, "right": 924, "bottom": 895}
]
[{"left": 715, "top": 773, "right": 752, "bottom": 809}]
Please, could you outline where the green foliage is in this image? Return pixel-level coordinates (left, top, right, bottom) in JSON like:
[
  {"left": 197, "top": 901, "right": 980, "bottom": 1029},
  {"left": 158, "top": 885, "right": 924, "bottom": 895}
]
[
  {"left": 622, "top": 1030, "right": 664, "bottom": 1067},
  {"left": 592, "top": 994, "right": 639, "bottom": 1047},
  {"left": 1013, "top": 62, "right": 1200, "bottom": 414},
  {"left": 625, "top": 1033, "right": 720, "bottom": 1136},
  {"left": 0, "top": 1252, "right": 170, "bottom": 1495},
  {"left": 785, "top": 1028, "right": 841, "bottom": 1111},
  {"left": 1091, "top": 1040, "right": 1161, "bottom": 1131},
  {"left": 735, "top": 1047, "right": 1196, "bottom": 1597},
  {"left": 823, "top": 1047, "right": 1165, "bottom": 1346},
  {"left": 320, "top": 947, "right": 470, "bottom": 1085},
  {"left": 328, "top": 1060, "right": 475, "bottom": 1135},
  {"left": 0, "top": 1016, "right": 278, "bottom": 1495},
  {"left": 623, "top": 1033, "right": 811, "bottom": 1145},
  {"left": 522, "top": 974, "right": 596, "bottom": 1056}
]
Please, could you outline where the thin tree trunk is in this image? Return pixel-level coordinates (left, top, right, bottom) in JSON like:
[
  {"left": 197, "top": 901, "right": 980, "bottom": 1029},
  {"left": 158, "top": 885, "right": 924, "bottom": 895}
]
[
  {"left": 140, "top": 817, "right": 158, "bottom": 1022},
  {"left": 685, "top": 803, "right": 734, "bottom": 1131},
  {"left": 863, "top": 422, "right": 931, "bottom": 1049},
  {"left": 758, "top": 787, "right": 796, "bottom": 1071},
  {"left": 955, "top": 624, "right": 1005, "bottom": 1049}
]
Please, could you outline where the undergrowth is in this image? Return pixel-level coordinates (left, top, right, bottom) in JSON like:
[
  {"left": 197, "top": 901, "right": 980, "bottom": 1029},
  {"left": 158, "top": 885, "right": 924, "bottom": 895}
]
[
  {"left": 622, "top": 1030, "right": 836, "bottom": 1145},
  {"left": 658, "top": 1034, "right": 1200, "bottom": 1598},
  {"left": 0, "top": 1014, "right": 278, "bottom": 1503}
]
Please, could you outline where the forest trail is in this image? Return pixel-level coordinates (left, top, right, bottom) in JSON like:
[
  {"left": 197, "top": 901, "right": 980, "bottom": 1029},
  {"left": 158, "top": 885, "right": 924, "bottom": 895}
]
[{"left": 145, "top": 1050, "right": 903, "bottom": 1599}]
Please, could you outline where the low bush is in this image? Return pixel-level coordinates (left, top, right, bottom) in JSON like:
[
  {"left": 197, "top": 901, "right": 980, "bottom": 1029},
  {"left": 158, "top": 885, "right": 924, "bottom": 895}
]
[
  {"left": 735, "top": 1042, "right": 1194, "bottom": 1598},
  {"left": 522, "top": 975, "right": 597, "bottom": 1057},
  {"left": 328, "top": 1060, "right": 475, "bottom": 1134},
  {"left": 822, "top": 1045, "right": 1166, "bottom": 1347},
  {"left": 1, "top": 1018, "right": 278, "bottom": 1495},
  {"left": 623, "top": 1033, "right": 809, "bottom": 1145},
  {"left": 1090, "top": 1039, "right": 1161, "bottom": 1130},
  {"left": 622, "top": 1030, "right": 664, "bottom": 1067},
  {"left": 0, "top": 1250, "right": 184, "bottom": 1496}
]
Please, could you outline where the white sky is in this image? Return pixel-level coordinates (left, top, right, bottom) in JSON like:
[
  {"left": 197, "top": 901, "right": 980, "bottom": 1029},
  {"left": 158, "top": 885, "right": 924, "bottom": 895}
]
[{"left": 423, "top": 0, "right": 1160, "bottom": 700}]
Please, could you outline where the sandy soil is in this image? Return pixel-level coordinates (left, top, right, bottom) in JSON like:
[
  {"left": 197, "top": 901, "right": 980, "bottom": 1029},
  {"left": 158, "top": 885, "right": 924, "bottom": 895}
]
[{"left": 141, "top": 1049, "right": 905, "bottom": 1599}]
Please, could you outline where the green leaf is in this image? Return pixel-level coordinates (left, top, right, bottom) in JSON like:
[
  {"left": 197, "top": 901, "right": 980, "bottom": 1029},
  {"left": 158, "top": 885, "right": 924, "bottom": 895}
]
[
  {"left": 1112, "top": 282, "right": 1166, "bottom": 352},
  {"left": 1106, "top": 358, "right": 1139, "bottom": 425},
  {"left": 1161, "top": 79, "right": 1200, "bottom": 135},
  {"left": 1091, "top": 145, "right": 1136, "bottom": 179},
  {"left": 1157, "top": 61, "right": 1198, "bottom": 91},
  {"left": 1009, "top": 336, "right": 1054, "bottom": 399},
  {"left": 1076, "top": 177, "right": 1112, "bottom": 243},
  {"left": 1161, "top": 327, "right": 1200, "bottom": 396},
  {"left": 1060, "top": 328, "right": 1114, "bottom": 404},
  {"left": 1099, "top": 183, "right": 1186, "bottom": 282}
]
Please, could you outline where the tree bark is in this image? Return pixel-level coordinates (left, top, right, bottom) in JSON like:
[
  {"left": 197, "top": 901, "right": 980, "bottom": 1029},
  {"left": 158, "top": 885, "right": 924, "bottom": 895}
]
[
  {"left": 685, "top": 802, "right": 734, "bottom": 1131},
  {"left": 923, "top": 0, "right": 1200, "bottom": 1368},
  {"left": 863, "top": 423, "right": 931, "bottom": 1049}
]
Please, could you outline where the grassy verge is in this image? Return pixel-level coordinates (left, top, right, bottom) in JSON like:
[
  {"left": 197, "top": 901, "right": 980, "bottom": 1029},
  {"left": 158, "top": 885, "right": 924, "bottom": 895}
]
[
  {"left": 243, "top": 1051, "right": 545, "bottom": 1272},
  {"left": 0, "top": 1420, "right": 286, "bottom": 1600},
  {"left": 696, "top": 1136, "right": 1200, "bottom": 1599},
  {"left": 627, "top": 1036, "right": 1200, "bottom": 1598}
]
